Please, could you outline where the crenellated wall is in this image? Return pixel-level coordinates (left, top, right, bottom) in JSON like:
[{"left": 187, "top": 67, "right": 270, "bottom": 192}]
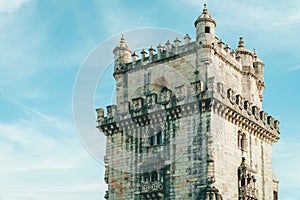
[{"left": 97, "top": 4, "right": 280, "bottom": 200}]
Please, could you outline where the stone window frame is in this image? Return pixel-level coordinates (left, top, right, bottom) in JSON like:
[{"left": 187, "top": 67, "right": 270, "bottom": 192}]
[
  {"left": 148, "top": 127, "right": 163, "bottom": 147},
  {"left": 142, "top": 170, "right": 164, "bottom": 183},
  {"left": 205, "top": 26, "right": 211, "bottom": 33}
]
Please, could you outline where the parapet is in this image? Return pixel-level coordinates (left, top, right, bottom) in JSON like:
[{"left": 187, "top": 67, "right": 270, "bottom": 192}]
[
  {"left": 114, "top": 35, "right": 265, "bottom": 85},
  {"left": 214, "top": 82, "right": 280, "bottom": 142}
]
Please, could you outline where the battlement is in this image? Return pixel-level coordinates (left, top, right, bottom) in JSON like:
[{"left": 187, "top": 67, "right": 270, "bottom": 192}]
[
  {"left": 114, "top": 35, "right": 264, "bottom": 86},
  {"left": 96, "top": 79, "right": 280, "bottom": 142},
  {"left": 97, "top": 4, "right": 281, "bottom": 199}
]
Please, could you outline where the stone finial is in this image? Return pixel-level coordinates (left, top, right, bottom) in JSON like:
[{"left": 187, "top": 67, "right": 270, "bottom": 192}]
[
  {"left": 184, "top": 34, "right": 191, "bottom": 44},
  {"left": 120, "top": 33, "right": 125, "bottom": 42},
  {"left": 114, "top": 34, "right": 127, "bottom": 50},
  {"left": 140, "top": 49, "right": 148, "bottom": 59},
  {"left": 148, "top": 46, "right": 156, "bottom": 56},
  {"left": 157, "top": 43, "right": 164, "bottom": 52},
  {"left": 132, "top": 51, "right": 139, "bottom": 62},
  {"left": 217, "top": 39, "right": 224, "bottom": 48},
  {"left": 230, "top": 50, "right": 236, "bottom": 57},
  {"left": 165, "top": 40, "right": 173, "bottom": 50},
  {"left": 224, "top": 44, "right": 230, "bottom": 53},
  {"left": 203, "top": 3, "right": 208, "bottom": 14},
  {"left": 174, "top": 37, "right": 181, "bottom": 48},
  {"left": 238, "top": 37, "right": 245, "bottom": 48},
  {"left": 253, "top": 48, "right": 257, "bottom": 58}
]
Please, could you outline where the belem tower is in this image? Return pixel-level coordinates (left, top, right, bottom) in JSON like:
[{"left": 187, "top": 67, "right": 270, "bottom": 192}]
[{"left": 96, "top": 4, "right": 280, "bottom": 200}]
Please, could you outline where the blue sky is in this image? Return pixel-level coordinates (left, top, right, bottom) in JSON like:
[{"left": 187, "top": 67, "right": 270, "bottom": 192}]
[{"left": 0, "top": 0, "right": 299, "bottom": 199}]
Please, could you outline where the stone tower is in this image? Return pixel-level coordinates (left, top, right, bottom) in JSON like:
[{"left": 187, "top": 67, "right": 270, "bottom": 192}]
[{"left": 96, "top": 4, "right": 280, "bottom": 200}]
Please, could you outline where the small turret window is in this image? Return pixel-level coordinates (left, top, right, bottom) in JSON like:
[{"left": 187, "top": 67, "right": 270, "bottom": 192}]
[{"left": 205, "top": 26, "right": 210, "bottom": 33}]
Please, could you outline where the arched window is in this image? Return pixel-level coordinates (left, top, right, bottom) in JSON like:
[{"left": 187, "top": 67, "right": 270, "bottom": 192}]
[
  {"left": 151, "top": 171, "right": 158, "bottom": 182},
  {"left": 149, "top": 127, "right": 163, "bottom": 147},
  {"left": 157, "top": 131, "right": 162, "bottom": 145},
  {"left": 150, "top": 135, "right": 156, "bottom": 146}
]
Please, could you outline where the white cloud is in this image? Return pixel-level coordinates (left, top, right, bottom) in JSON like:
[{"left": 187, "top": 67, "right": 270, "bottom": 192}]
[
  {"left": 0, "top": 0, "right": 31, "bottom": 13},
  {"left": 0, "top": 118, "right": 105, "bottom": 200},
  {"left": 0, "top": 91, "right": 106, "bottom": 199}
]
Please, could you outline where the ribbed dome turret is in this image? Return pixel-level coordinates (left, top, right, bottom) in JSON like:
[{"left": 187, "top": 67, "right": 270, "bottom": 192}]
[
  {"left": 198, "top": 185, "right": 223, "bottom": 200},
  {"left": 113, "top": 34, "right": 132, "bottom": 69},
  {"left": 253, "top": 48, "right": 264, "bottom": 65},
  {"left": 235, "top": 37, "right": 253, "bottom": 56},
  {"left": 194, "top": 4, "right": 216, "bottom": 27},
  {"left": 113, "top": 34, "right": 132, "bottom": 54}
]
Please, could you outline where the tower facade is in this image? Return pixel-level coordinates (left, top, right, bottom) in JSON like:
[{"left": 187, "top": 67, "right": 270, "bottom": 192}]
[{"left": 96, "top": 4, "right": 280, "bottom": 200}]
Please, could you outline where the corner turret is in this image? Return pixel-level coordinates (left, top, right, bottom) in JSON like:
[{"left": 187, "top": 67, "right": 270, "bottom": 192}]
[
  {"left": 195, "top": 4, "right": 217, "bottom": 44},
  {"left": 253, "top": 48, "right": 265, "bottom": 82},
  {"left": 235, "top": 37, "right": 253, "bottom": 66},
  {"left": 113, "top": 34, "right": 132, "bottom": 72}
]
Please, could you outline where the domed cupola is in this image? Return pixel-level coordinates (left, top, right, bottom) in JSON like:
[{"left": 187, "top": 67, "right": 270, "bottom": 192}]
[
  {"left": 235, "top": 37, "right": 253, "bottom": 55},
  {"left": 195, "top": 4, "right": 217, "bottom": 44},
  {"left": 113, "top": 34, "right": 132, "bottom": 71},
  {"left": 235, "top": 37, "right": 254, "bottom": 66},
  {"left": 198, "top": 185, "right": 223, "bottom": 200}
]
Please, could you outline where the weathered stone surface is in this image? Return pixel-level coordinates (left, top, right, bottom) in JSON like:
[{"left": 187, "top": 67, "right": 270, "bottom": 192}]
[{"left": 96, "top": 4, "right": 280, "bottom": 200}]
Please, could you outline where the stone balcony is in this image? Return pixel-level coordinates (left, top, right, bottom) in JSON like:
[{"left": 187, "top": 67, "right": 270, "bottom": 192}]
[{"left": 141, "top": 181, "right": 164, "bottom": 198}]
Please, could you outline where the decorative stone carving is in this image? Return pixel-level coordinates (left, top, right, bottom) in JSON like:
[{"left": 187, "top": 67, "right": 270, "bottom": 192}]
[
  {"left": 175, "top": 85, "right": 186, "bottom": 101},
  {"left": 107, "top": 105, "right": 117, "bottom": 119},
  {"left": 227, "top": 88, "right": 235, "bottom": 105},
  {"left": 217, "top": 82, "right": 225, "bottom": 98},
  {"left": 236, "top": 94, "right": 244, "bottom": 110},
  {"left": 260, "top": 111, "right": 267, "bottom": 124},
  {"left": 238, "top": 158, "right": 258, "bottom": 200},
  {"left": 132, "top": 97, "right": 144, "bottom": 112},
  {"left": 191, "top": 80, "right": 204, "bottom": 95},
  {"left": 267, "top": 116, "right": 275, "bottom": 129},
  {"left": 252, "top": 106, "right": 259, "bottom": 120},
  {"left": 141, "top": 181, "right": 163, "bottom": 193},
  {"left": 244, "top": 100, "right": 252, "bottom": 115},
  {"left": 96, "top": 108, "right": 104, "bottom": 123},
  {"left": 160, "top": 87, "right": 172, "bottom": 105},
  {"left": 146, "top": 93, "right": 157, "bottom": 108},
  {"left": 119, "top": 101, "right": 130, "bottom": 116},
  {"left": 198, "top": 185, "right": 223, "bottom": 200}
]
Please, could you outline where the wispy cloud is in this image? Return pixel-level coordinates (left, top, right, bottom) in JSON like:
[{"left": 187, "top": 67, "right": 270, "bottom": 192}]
[
  {"left": 0, "top": 91, "right": 73, "bottom": 133},
  {"left": 0, "top": 109, "right": 105, "bottom": 200},
  {"left": 0, "top": 0, "right": 31, "bottom": 13},
  {"left": 0, "top": 90, "right": 105, "bottom": 199},
  {"left": 177, "top": 0, "right": 300, "bottom": 30}
]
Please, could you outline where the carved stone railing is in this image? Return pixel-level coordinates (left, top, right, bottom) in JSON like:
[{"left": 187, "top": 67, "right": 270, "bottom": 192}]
[
  {"left": 141, "top": 181, "right": 163, "bottom": 193},
  {"left": 239, "top": 185, "right": 258, "bottom": 200}
]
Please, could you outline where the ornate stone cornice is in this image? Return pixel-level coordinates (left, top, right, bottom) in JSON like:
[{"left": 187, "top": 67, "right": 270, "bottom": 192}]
[
  {"left": 97, "top": 98, "right": 212, "bottom": 136},
  {"left": 211, "top": 96, "right": 280, "bottom": 143}
]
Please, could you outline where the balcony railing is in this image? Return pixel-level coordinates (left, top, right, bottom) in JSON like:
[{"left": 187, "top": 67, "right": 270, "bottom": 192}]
[{"left": 141, "top": 181, "right": 163, "bottom": 193}]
